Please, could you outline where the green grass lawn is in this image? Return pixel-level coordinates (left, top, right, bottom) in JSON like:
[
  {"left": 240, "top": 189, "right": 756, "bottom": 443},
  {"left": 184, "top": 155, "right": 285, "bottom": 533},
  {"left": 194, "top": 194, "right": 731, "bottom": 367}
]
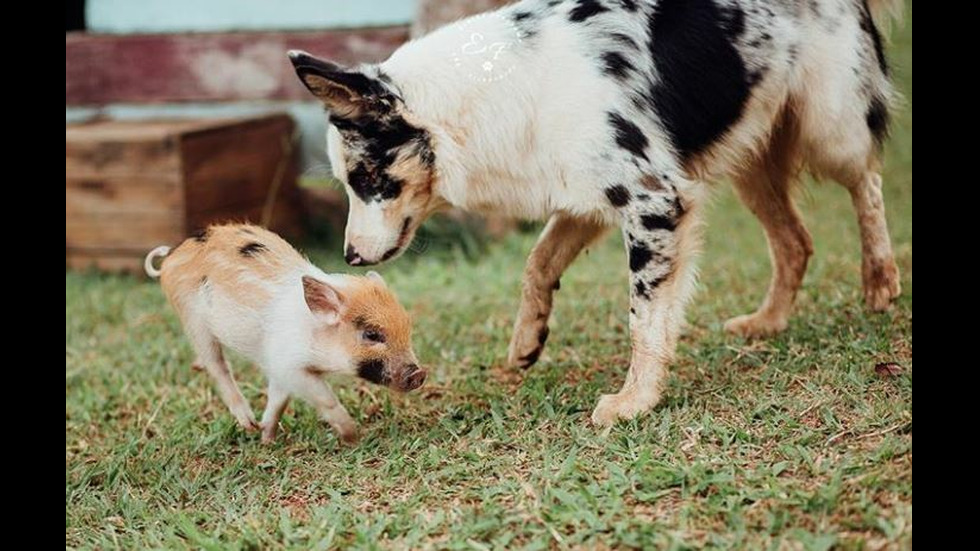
[{"left": 66, "top": 11, "right": 912, "bottom": 551}]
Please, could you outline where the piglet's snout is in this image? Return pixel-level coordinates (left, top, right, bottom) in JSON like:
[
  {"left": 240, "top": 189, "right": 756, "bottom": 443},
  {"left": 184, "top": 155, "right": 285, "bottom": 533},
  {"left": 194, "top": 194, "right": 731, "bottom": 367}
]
[{"left": 397, "top": 365, "right": 427, "bottom": 391}]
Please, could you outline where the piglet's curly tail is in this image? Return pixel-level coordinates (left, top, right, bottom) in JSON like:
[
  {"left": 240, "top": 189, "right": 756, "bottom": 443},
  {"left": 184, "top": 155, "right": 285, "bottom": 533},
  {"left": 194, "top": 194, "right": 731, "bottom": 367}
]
[{"left": 143, "top": 246, "right": 171, "bottom": 278}]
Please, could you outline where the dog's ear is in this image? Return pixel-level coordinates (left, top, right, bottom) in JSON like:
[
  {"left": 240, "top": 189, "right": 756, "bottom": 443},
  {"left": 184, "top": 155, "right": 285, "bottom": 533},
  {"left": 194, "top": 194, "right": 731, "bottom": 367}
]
[{"left": 288, "top": 50, "right": 390, "bottom": 119}]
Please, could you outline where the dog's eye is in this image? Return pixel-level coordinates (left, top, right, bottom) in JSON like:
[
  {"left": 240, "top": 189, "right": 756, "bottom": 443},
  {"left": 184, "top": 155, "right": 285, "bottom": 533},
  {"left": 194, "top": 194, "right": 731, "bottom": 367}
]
[{"left": 363, "top": 329, "right": 386, "bottom": 344}]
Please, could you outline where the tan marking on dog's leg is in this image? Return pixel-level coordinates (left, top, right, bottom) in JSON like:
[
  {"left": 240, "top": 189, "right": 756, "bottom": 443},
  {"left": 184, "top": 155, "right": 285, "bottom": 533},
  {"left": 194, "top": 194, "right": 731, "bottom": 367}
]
[
  {"left": 290, "top": 373, "right": 358, "bottom": 444},
  {"left": 847, "top": 172, "right": 901, "bottom": 310},
  {"left": 591, "top": 199, "right": 701, "bottom": 427},
  {"left": 725, "top": 158, "right": 813, "bottom": 337},
  {"left": 508, "top": 214, "right": 608, "bottom": 368},
  {"left": 260, "top": 384, "right": 290, "bottom": 444}
]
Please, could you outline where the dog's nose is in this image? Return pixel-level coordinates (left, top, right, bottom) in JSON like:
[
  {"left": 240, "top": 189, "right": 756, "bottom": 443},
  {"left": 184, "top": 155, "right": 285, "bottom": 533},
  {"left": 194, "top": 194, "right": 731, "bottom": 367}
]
[{"left": 345, "top": 245, "right": 363, "bottom": 266}]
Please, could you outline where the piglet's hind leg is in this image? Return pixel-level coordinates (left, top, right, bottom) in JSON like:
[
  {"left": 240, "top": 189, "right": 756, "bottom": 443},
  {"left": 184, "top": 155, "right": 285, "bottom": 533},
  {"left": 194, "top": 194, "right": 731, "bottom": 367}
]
[{"left": 189, "top": 332, "right": 258, "bottom": 431}]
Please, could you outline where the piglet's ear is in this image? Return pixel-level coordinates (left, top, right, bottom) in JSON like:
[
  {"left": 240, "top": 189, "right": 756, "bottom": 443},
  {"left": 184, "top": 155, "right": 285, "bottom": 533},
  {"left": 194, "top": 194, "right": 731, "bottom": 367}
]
[
  {"left": 365, "top": 270, "right": 386, "bottom": 286},
  {"left": 302, "top": 276, "right": 343, "bottom": 323}
]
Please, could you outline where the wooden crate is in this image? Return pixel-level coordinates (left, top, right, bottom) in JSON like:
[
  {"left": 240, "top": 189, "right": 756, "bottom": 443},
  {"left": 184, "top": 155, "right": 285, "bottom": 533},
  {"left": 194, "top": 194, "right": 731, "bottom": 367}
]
[{"left": 66, "top": 115, "right": 303, "bottom": 274}]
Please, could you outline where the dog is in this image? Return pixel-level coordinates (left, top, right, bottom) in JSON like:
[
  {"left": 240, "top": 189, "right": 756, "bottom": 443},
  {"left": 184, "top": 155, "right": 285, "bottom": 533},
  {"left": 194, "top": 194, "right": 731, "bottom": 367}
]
[
  {"left": 145, "top": 224, "right": 426, "bottom": 442},
  {"left": 287, "top": 0, "right": 903, "bottom": 426}
]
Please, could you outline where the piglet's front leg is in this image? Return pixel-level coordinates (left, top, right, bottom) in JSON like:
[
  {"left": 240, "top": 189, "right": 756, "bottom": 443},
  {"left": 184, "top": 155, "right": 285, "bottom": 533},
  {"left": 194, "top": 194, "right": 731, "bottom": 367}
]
[
  {"left": 260, "top": 384, "right": 291, "bottom": 444},
  {"left": 284, "top": 371, "right": 358, "bottom": 444}
]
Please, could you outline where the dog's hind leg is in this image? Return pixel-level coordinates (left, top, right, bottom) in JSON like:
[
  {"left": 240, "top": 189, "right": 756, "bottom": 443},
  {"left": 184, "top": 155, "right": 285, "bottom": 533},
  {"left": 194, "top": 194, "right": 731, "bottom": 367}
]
[
  {"left": 725, "top": 111, "right": 813, "bottom": 337},
  {"left": 844, "top": 169, "right": 901, "bottom": 310},
  {"left": 793, "top": 8, "right": 901, "bottom": 310},
  {"left": 508, "top": 214, "right": 608, "bottom": 368},
  {"left": 802, "top": 95, "right": 900, "bottom": 310}
]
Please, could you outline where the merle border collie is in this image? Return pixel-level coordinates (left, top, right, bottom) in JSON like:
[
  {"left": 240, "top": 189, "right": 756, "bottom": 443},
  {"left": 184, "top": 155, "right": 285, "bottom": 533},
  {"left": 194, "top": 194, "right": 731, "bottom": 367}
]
[{"left": 288, "top": 0, "right": 903, "bottom": 426}]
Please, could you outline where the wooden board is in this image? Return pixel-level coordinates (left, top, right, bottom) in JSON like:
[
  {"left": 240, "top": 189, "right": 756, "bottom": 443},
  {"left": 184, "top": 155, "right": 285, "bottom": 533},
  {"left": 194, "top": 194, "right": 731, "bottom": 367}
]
[
  {"left": 66, "top": 209, "right": 184, "bottom": 250},
  {"left": 65, "top": 119, "right": 220, "bottom": 141},
  {"left": 182, "top": 116, "right": 296, "bottom": 210},
  {"left": 67, "top": 135, "right": 180, "bottom": 179},
  {"left": 66, "top": 115, "right": 304, "bottom": 274},
  {"left": 66, "top": 28, "right": 408, "bottom": 105},
  {"left": 66, "top": 251, "right": 145, "bottom": 274},
  {"left": 66, "top": 176, "right": 182, "bottom": 217}
]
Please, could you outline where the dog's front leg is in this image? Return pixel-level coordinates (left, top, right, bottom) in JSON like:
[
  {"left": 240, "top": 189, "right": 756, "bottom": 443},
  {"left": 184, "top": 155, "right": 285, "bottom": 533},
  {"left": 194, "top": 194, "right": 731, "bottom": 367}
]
[
  {"left": 591, "top": 181, "right": 700, "bottom": 427},
  {"left": 508, "top": 214, "right": 607, "bottom": 368}
]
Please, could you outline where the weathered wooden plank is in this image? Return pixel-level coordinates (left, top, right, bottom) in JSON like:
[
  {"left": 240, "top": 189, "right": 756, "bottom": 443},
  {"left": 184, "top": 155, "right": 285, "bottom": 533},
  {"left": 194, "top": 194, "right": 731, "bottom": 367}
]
[
  {"left": 181, "top": 115, "right": 297, "bottom": 210},
  {"left": 87, "top": 0, "right": 414, "bottom": 34},
  {"left": 66, "top": 115, "right": 305, "bottom": 273},
  {"left": 66, "top": 177, "right": 182, "bottom": 217},
  {"left": 66, "top": 252, "right": 145, "bottom": 274},
  {"left": 65, "top": 28, "right": 409, "bottom": 105},
  {"left": 66, "top": 214, "right": 184, "bottom": 250},
  {"left": 66, "top": 134, "right": 179, "bottom": 178}
]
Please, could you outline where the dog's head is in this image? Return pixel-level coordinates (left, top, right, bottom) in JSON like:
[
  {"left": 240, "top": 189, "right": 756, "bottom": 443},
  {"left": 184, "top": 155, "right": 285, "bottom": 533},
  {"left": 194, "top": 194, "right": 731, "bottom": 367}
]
[{"left": 289, "top": 51, "right": 444, "bottom": 266}]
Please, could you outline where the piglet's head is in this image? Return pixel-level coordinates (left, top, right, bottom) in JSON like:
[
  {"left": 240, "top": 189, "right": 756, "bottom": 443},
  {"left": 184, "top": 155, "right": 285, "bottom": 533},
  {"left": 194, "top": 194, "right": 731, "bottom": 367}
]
[{"left": 302, "top": 272, "right": 426, "bottom": 391}]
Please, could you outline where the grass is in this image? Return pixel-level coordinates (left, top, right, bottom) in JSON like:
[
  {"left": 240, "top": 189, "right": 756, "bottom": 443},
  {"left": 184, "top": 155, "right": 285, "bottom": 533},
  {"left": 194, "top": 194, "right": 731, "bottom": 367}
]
[{"left": 66, "top": 9, "right": 912, "bottom": 550}]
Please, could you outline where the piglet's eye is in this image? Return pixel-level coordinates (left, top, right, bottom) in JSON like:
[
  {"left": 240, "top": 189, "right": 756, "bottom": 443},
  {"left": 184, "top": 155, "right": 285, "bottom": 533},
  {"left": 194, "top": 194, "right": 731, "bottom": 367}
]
[{"left": 363, "top": 329, "right": 386, "bottom": 343}]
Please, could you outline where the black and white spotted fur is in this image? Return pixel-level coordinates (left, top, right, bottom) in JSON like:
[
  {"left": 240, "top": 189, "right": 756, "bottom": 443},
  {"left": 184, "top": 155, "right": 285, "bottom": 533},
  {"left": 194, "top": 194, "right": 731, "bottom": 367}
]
[{"left": 289, "top": 0, "right": 903, "bottom": 426}]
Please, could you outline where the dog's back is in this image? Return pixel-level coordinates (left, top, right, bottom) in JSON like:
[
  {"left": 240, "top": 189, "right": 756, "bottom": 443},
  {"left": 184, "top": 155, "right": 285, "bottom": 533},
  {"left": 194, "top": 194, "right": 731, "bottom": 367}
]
[{"left": 384, "top": 0, "right": 900, "bottom": 202}]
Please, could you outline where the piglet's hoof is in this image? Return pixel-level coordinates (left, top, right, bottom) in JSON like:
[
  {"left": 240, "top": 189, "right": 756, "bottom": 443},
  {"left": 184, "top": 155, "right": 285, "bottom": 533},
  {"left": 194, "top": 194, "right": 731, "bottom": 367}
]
[
  {"left": 261, "top": 423, "right": 279, "bottom": 444},
  {"left": 338, "top": 428, "right": 360, "bottom": 445},
  {"left": 235, "top": 411, "right": 260, "bottom": 432}
]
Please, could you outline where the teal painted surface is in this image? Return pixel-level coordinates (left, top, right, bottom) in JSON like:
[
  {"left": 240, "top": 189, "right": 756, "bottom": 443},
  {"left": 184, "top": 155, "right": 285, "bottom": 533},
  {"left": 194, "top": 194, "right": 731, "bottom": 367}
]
[{"left": 88, "top": 0, "right": 417, "bottom": 33}]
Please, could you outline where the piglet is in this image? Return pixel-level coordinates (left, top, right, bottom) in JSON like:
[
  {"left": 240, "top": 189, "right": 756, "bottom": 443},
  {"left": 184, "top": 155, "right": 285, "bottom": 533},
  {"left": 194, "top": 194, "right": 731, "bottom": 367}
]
[{"left": 144, "top": 223, "right": 426, "bottom": 443}]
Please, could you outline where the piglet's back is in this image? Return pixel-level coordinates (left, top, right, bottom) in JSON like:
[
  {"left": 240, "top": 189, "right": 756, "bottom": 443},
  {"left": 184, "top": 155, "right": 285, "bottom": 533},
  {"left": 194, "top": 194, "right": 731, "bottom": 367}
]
[{"left": 160, "top": 224, "right": 308, "bottom": 312}]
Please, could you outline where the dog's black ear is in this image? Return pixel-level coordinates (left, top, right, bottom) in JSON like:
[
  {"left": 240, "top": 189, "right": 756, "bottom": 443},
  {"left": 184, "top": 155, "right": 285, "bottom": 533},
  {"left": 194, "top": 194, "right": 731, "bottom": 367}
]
[{"left": 288, "top": 50, "right": 390, "bottom": 119}]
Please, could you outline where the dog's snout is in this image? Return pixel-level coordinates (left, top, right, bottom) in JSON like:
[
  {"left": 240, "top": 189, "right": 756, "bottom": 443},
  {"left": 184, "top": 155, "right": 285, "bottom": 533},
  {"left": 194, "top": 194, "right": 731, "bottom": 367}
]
[{"left": 345, "top": 245, "right": 363, "bottom": 266}]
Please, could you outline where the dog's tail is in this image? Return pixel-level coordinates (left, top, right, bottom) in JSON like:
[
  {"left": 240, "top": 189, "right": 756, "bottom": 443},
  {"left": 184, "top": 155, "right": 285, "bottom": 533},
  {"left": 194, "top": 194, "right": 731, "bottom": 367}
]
[
  {"left": 144, "top": 246, "right": 171, "bottom": 278},
  {"left": 867, "top": 0, "right": 903, "bottom": 27}
]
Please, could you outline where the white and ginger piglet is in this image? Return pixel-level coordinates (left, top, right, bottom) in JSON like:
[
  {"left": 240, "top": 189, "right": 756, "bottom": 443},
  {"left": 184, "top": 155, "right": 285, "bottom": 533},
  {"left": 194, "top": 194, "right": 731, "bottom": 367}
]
[{"left": 144, "top": 223, "right": 426, "bottom": 443}]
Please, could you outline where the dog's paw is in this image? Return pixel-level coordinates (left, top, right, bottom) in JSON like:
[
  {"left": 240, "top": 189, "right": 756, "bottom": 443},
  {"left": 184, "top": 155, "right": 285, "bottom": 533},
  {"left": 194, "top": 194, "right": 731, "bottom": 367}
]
[
  {"left": 724, "top": 312, "right": 788, "bottom": 338},
  {"left": 863, "top": 260, "right": 901, "bottom": 311},
  {"left": 507, "top": 320, "right": 550, "bottom": 369},
  {"left": 590, "top": 390, "right": 657, "bottom": 428}
]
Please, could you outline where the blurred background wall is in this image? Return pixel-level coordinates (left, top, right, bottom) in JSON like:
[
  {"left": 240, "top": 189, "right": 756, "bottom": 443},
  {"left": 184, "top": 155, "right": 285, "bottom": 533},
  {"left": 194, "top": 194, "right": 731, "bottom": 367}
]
[
  {"left": 67, "top": 0, "right": 514, "bottom": 270},
  {"left": 66, "top": 0, "right": 414, "bottom": 172},
  {"left": 66, "top": 0, "right": 510, "bottom": 173}
]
